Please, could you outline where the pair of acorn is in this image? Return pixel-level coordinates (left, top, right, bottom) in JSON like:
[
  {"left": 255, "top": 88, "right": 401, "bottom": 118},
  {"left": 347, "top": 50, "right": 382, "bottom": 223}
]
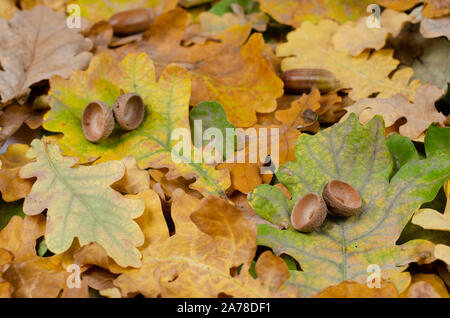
[
  {"left": 290, "top": 179, "right": 362, "bottom": 233},
  {"left": 82, "top": 92, "right": 145, "bottom": 143}
]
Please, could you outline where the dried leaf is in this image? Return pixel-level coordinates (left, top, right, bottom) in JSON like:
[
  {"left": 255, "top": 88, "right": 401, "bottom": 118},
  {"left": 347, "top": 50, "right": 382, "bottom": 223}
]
[
  {"left": 317, "top": 281, "right": 399, "bottom": 298},
  {"left": 420, "top": 17, "right": 450, "bottom": 40},
  {"left": 400, "top": 273, "right": 449, "bottom": 297},
  {"left": 0, "top": 144, "right": 34, "bottom": 202},
  {"left": 376, "top": 0, "right": 450, "bottom": 18},
  {"left": 114, "top": 190, "right": 297, "bottom": 297},
  {"left": 121, "top": 8, "right": 283, "bottom": 127},
  {"left": 341, "top": 84, "right": 446, "bottom": 141},
  {"left": 277, "top": 20, "right": 421, "bottom": 102},
  {"left": 0, "top": 104, "right": 44, "bottom": 146},
  {"left": 44, "top": 52, "right": 230, "bottom": 197},
  {"left": 248, "top": 115, "right": 449, "bottom": 296},
  {"left": 19, "top": 139, "right": 145, "bottom": 268},
  {"left": 112, "top": 156, "right": 150, "bottom": 195},
  {"left": 0, "top": 6, "right": 92, "bottom": 104},
  {"left": 0, "top": 0, "right": 17, "bottom": 20},
  {"left": 332, "top": 9, "right": 412, "bottom": 56},
  {"left": 257, "top": 0, "right": 373, "bottom": 26}
]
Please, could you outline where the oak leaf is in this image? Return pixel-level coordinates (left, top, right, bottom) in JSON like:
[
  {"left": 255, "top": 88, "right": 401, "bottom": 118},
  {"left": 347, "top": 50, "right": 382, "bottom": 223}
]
[
  {"left": 120, "top": 8, "right": 283, "bottom": 127},
  {"left": 332, "top": 9, "right": 412, "bottom": 56},
  {"left": 277, "top": 20, "right": 421, "bottom": 102},
  {"left": 0, "top": 5, "right": 92, "bottom": 105},
  {"left": 400, "top": 273, "right": 449, "bottom": 298},
  {"left": 19, "top": 139, "right": 145, "bottom": 268},
  {"left": 44, "top": 52, "right": 230, "bottom": 197},
  {"left": 0, "top": 144, "right": 34, "bottom": 202},
  {"left": 420, "top": 16, "right": 450, "bottom": 40},
  {"left": 340, "top": 84, "right": 446, "bottom": 141},
  {"left": 317, "top": 281, "right": 399, "bottom": 298},
  {"left": 112, "top": 156, "right": 150, "bottom": 195},
  {"left": 248, "top": 115, "right": 450, "bottom": 296},
  {"left": 376, "top": 0, "right": 450, "bottom": 18},
  {"left": 114, "top": 190, "right": 297, "bottom": 297},
  {"left": 256, "top": 0, "right": 373, "bottom": 27},
  {"left": 0, "top": 0, "right": 17, "bottom": 20},
  {"left": 0, "top": 215, "right": 83, "bottom": 297},
  {"left": 71, "top": 0, "right": 177, "bottom": 22}
]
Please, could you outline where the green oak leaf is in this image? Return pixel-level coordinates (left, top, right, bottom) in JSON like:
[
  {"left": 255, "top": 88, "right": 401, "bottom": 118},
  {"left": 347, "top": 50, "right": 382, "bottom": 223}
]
[
  {"left": 425, "top": 124, "right": 450, "bottom": 158},
  {"left": 0, "top": 200, "right": 25, "bottom": 231},
  {"left": 20, "top": 139, "right": 145, "bottom": 268},
  {"left": 44, "top": 52, "right": 230, "bottom": 197},
  {"left": 248, "top": 114, "right": 450, "bottom": 296}
]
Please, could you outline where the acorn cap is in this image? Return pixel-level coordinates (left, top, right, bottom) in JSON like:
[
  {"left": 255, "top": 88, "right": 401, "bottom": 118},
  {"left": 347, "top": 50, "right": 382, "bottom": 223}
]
[
  {"left": 290, "top": 192, "right": 327, "bottom": 233},
  {"left": 322, "top": 180, "right": 362, "bottom": 217},
  {"left": 113, "top": 93, "right": 145, "bottom": 130},
  {"left": 82, "top": 101, "right": 114, "bottom": 143}
]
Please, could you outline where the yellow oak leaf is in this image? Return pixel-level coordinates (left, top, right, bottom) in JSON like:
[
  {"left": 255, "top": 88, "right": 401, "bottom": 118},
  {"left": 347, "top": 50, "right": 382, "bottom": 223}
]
[
  {"left": 256, "top": 0, "right": 373, "bottom": 26},
  {"left": 120, "top": 8, "right": 283, "bottom": 127},
  {"left": 340, "top": 84, "right": 446, "bottom": 141},
  {"left": 112, "top": 156, "right": 150, "bottom": 195},
  {"left": 0, "top": 144, "right": 34, "bottom": 202},
  {"left": 114, "top": 190, "right": 297, "bottom": 297},
  {"left": 44, "top": 52, "right": 230, "bottom": 197},
  {"left": 19, "top": 139, "right": 145, "bottom": 268},
  {"left": 376, "top": 0, "right": 450, "bottom": 18},
  {"left": 277, "top": 20, "right": 421, "bottom": 102},
  {"left": 0, "top": 0, "right": 17, "bottom": 20},
  {"left": 332, "top": 9, "right": 412, "bottom": 56},
  {"left": 400, "top": 273, "right": 449, "bottom": 298}
]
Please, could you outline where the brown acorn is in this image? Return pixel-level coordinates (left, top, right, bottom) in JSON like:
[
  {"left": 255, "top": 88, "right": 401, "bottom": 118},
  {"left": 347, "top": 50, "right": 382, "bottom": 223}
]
[
  {"left": 82, "top": 101, "right": 115, "bottom": 143},
  {"left": 108, "top": 8, "right": 152, "bottom": 36},
  {"left": 322, "top": 180, "right": 362, "bottom": 217},
  {"left": 113, "top": 93, "right": 145, "bottom": 130},
  {"left": 290, "top": 193, "right": 327, "bottom": 233}
]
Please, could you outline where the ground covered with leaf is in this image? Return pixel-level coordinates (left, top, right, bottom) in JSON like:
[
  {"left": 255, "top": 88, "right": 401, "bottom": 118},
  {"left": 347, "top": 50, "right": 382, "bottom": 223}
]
[{"left": 0, "top": 0, "right": 449, "bottom": 298}]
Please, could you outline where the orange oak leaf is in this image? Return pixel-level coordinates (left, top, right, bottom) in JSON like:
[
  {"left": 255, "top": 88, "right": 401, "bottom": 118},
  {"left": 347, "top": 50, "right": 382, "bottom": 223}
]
[
  {"left": 0, "top": 144, "right": 34, "bottom": 202},
  {"left": 119, "top": 8, "right": 283, "bottom": 127},
  {"left": 114, "top": 190, "right": 297, "bottom": 297}
]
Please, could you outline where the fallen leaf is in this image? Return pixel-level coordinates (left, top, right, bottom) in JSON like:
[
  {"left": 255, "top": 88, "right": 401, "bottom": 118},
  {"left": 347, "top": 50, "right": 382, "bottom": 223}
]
[
  {"left": 248, "top": 114, "right": 450, "bottom": 296},
  {"left": 120, "top": 8, "right": 283, "bottom": 127},
  {"left": 0, "top": 201, "right": 25, "bottom": 231},
  {"left": 340, "top": 84, "right": 446, "bottom": 141},
  {"left": 0, "top": 5, "right": 92, "bottom": 104},
  {"left": 0, "top": 104, "right": 44, "bottom": 146},
  {"left": 376, "top": 0, "right": 450, "bottom": 18},
  {"left": 256, "top": 0, "right": 373, "bottom": 26},
  {"left": 400, "top": 273, "right": 449, "bottom": 297},
  {"left": 412, "top": 38, "right": 450, "bottom": 91},
  {"left": 420, "top": 16, "right": 450, "bottom": 40},
  {"left": 44, "top": 52, "right": 230, "bottom": 197},
  {"left": 332, "top": 9, "right": 412, "bottom": 56},
  {"left": 0, "top": 144, "right": 34, "bottom": 202},
  {"left": 114, "top": 190, "right": 297, "bottom": 297},
  {"left": 71, "top": 0, "right": 177, "bottom": 22},
  {"left": 317, "top": 281, "right": 399, "bottom": 298},
  {"left": 277, "top": 20, "right": 421, "bottom": 102},
  {"left": 19, "top": 139, "right": 145, "bottom": 268},
  {"left": 112, "top": 156, "right": 150, "bottom": 195},
  {"left": 0, "top": 0, "right": 17, "bottom": 20}
]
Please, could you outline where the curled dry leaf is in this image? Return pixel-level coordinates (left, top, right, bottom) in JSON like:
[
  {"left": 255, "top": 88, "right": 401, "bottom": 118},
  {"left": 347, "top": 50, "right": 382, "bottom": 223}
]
[
  {"left": 340, "top": 84, "right": 446, "bottom": 141},
  {"left": 19, "top": 139, "right": 145, "bottom": 268},
  {"left": 0, "top": 144, "right": 34, "bottom": 202},
  {"left": 256, "top": 0, "right": 373, "bottom": 27},
  {"left": 112, "top": 156, "right": 150, "bottom": 195},
  {"left": 120, "top": 8, "right": 283, "bottom": 127},
  {"left": 114, "top": 190, "right": 298, "bottom": 297},
  {"left": 248, "top": 115, "right": 449, "bottom": 296},
  {"left": 0, "top": 5, "right": 93, "bottom": 105},
  {"left": 332, "top": 9, "right": 412, "bottom": 56},
  {"left": 278, "top": 20, "right": 421, "bottom": 102}
]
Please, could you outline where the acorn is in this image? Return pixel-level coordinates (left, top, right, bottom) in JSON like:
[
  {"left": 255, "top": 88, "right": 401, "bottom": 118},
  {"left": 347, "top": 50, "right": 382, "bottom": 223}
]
[
  {"left": 82, "top": 101, "right": 115, "bottom": 143},
  {"left": 290, "top": 192, "right": 327, "bottom": 233},
  {"left": 280, "top": 68, "right": 338, "bottom": 93},
  {"left": 108, "top": 8, "right": 152, "bottom": 36},
  {"left": 322, "top": 180, "right": 362, "bottom": 217},
  {"left": 113, "top": 93, "right": 145, "bottom": 130}
]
